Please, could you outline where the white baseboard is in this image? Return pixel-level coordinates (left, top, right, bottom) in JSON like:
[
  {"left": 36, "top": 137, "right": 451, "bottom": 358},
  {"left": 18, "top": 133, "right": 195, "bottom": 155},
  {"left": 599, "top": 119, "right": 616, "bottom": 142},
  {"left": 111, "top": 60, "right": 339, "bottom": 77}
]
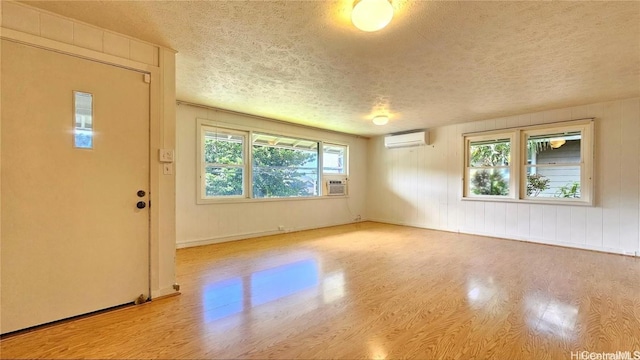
[
  {"left": 458, "top": 230, "right": 628, "bottom": 256},
  {"left": 176, "top": 220, "right": 361, "bottom": 249},
  {"left": 177, "top": 229, "right": 282, "bottom": 249},
  {"left": 368, "top": 217, "right": 634, "bottom": 256},
  {"left": 151, "top": 286, "right": 178, "bottom": 299},
  {"left": 366, "top": 217, "right": 449, "bottom": 232}
]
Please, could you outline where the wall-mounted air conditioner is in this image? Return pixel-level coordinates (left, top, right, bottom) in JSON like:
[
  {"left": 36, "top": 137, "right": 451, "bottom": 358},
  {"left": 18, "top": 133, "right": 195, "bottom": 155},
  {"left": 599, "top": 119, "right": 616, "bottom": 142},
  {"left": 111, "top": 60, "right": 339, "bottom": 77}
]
[
  {"left": 326, "top": 180, "right": 347, "bottom": 196},
  {"left": 384, "top": 131, "right": 429, "bottom": 148}
]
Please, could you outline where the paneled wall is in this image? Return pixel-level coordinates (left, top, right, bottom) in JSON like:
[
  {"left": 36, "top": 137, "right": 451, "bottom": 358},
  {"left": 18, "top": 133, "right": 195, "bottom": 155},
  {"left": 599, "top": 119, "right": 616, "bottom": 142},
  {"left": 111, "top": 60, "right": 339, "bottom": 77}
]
[
  {"left": 1, "top": 1, "right": 159, "bottom": 66},
  {"left": 367, "top": 98, "right": 640, "bottom": 255},
  {"left": 176, "top": 103, "right": 368, "bottom": 248}
]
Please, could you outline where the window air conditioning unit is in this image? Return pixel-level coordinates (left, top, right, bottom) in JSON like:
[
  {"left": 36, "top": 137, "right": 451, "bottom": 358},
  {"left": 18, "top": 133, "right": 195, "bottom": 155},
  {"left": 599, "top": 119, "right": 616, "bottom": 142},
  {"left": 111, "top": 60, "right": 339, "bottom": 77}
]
[
  {"left": 326, "top": 180, "right": 347, "bottom": 196},
  {"left": 384, "top": 131, "right": 429, "bottom": 148}
]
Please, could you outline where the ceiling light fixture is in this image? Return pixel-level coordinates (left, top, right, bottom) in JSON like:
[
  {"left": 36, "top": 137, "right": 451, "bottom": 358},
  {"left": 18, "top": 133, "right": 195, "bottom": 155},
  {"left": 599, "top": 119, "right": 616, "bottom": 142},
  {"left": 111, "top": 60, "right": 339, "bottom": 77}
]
[
  {"left": 351, "top": 0, "right": 394, "bottom": 32},
  {"left": 549, "top": 138, "right": 566, "bottom": 149},
  {"left": 372, "top": 115, "right": 389, "bottom": 125}
]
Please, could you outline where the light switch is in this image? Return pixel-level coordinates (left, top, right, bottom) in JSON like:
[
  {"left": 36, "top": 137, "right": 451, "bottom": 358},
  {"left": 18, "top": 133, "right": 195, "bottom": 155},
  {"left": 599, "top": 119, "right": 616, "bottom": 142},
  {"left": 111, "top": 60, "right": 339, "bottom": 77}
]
[
  {"left": 163, "top": 163, "right": 173, "bottom": 175},
  {"left": 159, "top": 149, "right": 174, "bottom": 162}
]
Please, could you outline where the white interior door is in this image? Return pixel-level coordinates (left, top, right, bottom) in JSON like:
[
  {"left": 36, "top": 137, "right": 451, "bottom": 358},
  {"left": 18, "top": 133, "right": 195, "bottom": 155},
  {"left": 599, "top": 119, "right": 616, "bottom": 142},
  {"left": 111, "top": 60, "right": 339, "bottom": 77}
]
[{"left": 1, "top": 40, "right": 150, "bottom": 333}]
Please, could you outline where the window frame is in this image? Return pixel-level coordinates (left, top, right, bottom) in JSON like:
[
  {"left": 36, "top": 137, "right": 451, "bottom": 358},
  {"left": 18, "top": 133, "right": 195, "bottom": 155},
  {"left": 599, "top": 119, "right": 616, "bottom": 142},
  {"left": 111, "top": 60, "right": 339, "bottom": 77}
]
[
  {"left": 520, "top": 121, "right": 593, "bottom": 204},
  {"left": 198, "top": 125, "right": 250, "bottom": 201},
  {"left": 196, "top": 119, "right": 350, "bottom": 204},
  {"left": 463, "top": 132, "right": 517, "bottom": 199},
  {"left": 322, "top": 143, "right": 349, "bottom": 176},
  {"left": 73, "top": 91, "right": 94, "bottom": 149},
  {"left": 462, "top": 119, "right": 594, "bottom": 206}
]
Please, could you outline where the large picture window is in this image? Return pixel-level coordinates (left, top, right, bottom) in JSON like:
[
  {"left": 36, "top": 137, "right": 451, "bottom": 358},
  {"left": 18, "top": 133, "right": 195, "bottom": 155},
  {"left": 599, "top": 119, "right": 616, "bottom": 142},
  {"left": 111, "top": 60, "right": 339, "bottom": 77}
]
[
  {"left": 252, "top": 133, "right": 319, "bottom": 198},
  {"left": 197, "top": 120, "right": 347, "bottom": 202},
  {"left": 463, "top": 119, "right": 593, "bottom": 205}
]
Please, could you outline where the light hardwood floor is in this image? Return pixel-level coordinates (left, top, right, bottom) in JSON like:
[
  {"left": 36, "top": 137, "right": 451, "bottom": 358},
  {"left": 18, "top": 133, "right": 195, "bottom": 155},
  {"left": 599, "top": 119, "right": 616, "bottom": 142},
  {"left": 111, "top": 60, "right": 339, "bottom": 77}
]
[{"left": 2, "top": 222, "right": 639, "bottom": 359}]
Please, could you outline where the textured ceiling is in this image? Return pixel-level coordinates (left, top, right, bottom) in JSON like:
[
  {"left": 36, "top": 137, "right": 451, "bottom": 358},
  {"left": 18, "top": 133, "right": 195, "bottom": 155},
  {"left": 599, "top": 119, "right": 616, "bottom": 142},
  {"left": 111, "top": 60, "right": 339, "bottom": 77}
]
[{"left": 23, "top": 1, "right": 640, "bottom": 136}]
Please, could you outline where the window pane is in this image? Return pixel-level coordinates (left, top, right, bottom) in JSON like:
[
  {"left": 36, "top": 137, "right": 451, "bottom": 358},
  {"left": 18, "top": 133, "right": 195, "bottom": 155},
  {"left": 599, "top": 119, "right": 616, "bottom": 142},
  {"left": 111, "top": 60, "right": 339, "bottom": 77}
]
[
  {"left": 205, "top": 166, "right": 244, "bottom": 197},
  {"left": 469, "top": 139, "right": 510, "bottom": 167},
  {"left": 468, "top": 168, "right": 510, "bottom": 196},
  {"left": 204, "top": 130, "right": 244, "bottom": 165},
  {"left": 527, "top": 131, "right": 581, "bottom": 165},
  {"left": 74, "top": 129, "right": 93, "bottom": 149},
  {"left": 252, "top": 137, "right": 319, "bottom": 198},
  {"left": 323, "top": 144, "right": 346, "bottom": 174},
  {"left": 526, "top": 166, "right": 580, "bottom": 198},
  {"left": 74, "top": 91, "right": 93, "bottom": 149}
]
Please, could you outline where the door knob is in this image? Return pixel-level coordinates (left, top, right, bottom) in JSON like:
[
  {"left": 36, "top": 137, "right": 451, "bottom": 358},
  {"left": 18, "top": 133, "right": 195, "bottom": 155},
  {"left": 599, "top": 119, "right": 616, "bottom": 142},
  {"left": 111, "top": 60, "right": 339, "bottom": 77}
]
[
  {"left": 137, "top": 190, "right": 146, "bottom": 197},
  {"left": 136, "top": 201, "right": 146, "bottom": 209}
]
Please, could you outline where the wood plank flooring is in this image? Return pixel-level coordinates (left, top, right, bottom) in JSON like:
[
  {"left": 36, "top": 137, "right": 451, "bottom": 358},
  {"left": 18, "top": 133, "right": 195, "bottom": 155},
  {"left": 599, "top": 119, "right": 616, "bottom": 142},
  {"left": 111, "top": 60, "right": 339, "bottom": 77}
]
[{"left": 2, "top": 222, "right": 639, "bottom": 359}]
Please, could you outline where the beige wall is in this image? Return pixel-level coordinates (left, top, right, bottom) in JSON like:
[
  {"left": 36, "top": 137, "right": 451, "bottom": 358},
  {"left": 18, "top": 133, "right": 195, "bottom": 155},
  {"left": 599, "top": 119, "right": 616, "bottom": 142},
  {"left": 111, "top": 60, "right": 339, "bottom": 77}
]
[
  {"left": 367, "top": 98, "right": 640, "bottom": 256},
  {"left": 175, "top": 103, "right": 368, "bottom": 248},
  {"left": 1, "top": 2, "right": 159, "bottom": 66},
  {"left": 0, "top": 1, "right": 177, "bottom": 298}
]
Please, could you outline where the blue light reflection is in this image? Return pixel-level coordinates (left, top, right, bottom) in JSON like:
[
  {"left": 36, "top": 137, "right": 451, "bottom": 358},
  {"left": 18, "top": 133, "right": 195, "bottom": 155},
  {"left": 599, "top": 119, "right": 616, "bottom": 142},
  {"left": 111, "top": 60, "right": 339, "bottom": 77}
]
[
  {"left": 251, "top": 259, "right": 319, "bottom": 306},
  {"left": 203, "top": 277, "right": 243, "bottom": 322},
  {"left": 201, "top": 259, "right": 320, "bottom": 323}
]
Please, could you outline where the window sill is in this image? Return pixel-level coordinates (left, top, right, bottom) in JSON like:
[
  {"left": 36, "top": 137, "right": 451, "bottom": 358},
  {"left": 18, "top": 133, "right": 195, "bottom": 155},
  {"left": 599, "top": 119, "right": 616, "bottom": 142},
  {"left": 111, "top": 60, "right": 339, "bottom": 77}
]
[
  {"left": 461, "top": 197, "right": 593, "bottom": 207},
  {"left": 197, "top": 195, "right": 349, "bottom": 205}
]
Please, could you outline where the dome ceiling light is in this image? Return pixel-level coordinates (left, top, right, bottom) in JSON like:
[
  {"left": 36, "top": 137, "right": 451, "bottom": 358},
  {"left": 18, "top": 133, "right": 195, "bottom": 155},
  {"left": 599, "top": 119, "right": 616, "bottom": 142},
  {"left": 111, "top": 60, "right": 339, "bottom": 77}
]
[
  {"left": 372, "top": 115, "right": 389, "bottom": 125},
  {"left": 351, "top": 0, "right": 394, "bottom": 32},
  {"left": 549, "top": 138, "right": 566, "bottom": 149}
]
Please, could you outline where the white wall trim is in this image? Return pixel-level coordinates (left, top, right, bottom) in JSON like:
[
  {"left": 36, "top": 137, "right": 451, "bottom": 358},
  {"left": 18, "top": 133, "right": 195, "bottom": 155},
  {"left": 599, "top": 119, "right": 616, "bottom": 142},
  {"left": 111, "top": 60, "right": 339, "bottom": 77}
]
[
  {"left": 368, "top": 217, "right": 633, "bottom": 257},
  {"left": 151, "top": 287, "right": 178, "bottom": 299},
  {"left": 456, "top": 229, "right": 630, "bottom": 256},
  {"left": 0, "top": 27, "right": 155, "bottom": 72},
  {"left": 0, "top": 1, "right": 173, "bottom": 66},
  {"left": 176, "top": 220, "right": 361, "bottom": 249},
  {"left": 178, "top": 101, "right": 367, "bottom": 140},
  {"left": 365, "top": 217, "right": 451, "bottom": 232}
]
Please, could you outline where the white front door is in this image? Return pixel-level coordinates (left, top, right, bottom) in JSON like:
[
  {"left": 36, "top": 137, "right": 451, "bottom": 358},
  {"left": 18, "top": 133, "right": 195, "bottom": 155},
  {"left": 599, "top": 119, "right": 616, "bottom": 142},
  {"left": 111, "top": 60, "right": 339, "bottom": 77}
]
[{"left": 1, "top": 40, "right": 150, "bottom": 333}]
